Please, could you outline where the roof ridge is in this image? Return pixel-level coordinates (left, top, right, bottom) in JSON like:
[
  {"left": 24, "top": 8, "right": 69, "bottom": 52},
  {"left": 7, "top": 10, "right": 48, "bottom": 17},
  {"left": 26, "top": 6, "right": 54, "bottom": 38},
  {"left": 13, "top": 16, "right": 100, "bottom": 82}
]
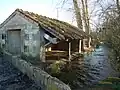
[
  {"left": 16, "top": 8, "right": 88, "bottom": 39},
  {"left": 16, "top": 8, "right": 79, "bottom": 29}
]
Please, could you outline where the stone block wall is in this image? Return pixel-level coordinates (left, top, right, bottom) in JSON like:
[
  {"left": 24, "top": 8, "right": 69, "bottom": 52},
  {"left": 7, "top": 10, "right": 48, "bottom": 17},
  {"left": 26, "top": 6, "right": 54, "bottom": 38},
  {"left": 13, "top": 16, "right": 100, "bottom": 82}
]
[
  {"left": 3, "top": 51, "right": 71, "bottom": 90},
  {"left": 0, "top": 13, "right": 40, "bottom": 57}
]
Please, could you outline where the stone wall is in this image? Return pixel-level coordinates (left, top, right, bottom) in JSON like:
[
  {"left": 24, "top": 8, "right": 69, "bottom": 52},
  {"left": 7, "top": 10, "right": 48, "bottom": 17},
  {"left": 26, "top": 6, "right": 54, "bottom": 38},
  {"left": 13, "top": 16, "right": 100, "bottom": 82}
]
[
  {"left": 0, "top": 12, "right": 40, "bottom": 57},
  {"left": 3, "top": 51, "right": 71, "bottom": 90}
]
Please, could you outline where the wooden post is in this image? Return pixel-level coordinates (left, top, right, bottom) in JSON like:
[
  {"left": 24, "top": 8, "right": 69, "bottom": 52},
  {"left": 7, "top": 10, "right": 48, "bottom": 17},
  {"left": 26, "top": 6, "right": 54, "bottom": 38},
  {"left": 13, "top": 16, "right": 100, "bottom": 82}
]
[
  {"left": 79, "top": 39, "right": 82, "bottom": 53},
  {"left": 68, "top": 42, "right": 71, "bottom": 61},
  {"left": 83, "top": 38, "right": 85, "bottom": 50},
  {"left": 88, "top": 37, "right": 91, "bottom": 48},
  {"left": 40, "top": 45, "right": 45, "bottom": 62}
]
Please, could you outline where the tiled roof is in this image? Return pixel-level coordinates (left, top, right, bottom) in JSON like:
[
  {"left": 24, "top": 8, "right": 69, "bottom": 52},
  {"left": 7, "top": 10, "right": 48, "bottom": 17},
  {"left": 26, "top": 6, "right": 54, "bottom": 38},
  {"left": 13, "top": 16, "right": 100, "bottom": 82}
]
[{"left": 11, "top": 9, "right": 88, "bottom": 39}]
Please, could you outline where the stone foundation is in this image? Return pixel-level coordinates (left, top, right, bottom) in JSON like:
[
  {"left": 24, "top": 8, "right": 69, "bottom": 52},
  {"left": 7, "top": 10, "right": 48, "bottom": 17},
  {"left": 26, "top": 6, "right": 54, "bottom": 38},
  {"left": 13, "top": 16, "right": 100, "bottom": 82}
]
[{"left": 3, "top": 51, "right": 71, "bottom": 90}]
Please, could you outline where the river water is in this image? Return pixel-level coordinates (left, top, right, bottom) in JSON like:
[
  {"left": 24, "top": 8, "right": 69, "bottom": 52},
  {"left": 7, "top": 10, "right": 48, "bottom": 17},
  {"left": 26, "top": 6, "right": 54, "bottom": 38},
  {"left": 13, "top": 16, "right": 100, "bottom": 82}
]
[
  {"left": 0, "top": 45, "right": 119, "bottom": 90},
  {"left": 85, "top": 45, "right": 119, "bottom": 84}
]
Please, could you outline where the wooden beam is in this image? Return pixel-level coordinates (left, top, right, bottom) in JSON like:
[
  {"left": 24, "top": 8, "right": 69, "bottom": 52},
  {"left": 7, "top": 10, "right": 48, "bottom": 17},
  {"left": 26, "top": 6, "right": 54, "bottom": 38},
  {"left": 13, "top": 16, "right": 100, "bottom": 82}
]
[
  {"left": 40, "top": 44, "right": 45, "bottom": 62},
  {"left": 68, "top": 42, "right": 71, "bottom": 61},
  {"left": 88, "top": 37, "right": 91, "bottom": 48},
  {"left": 79, "top": 39, "right": 82, "bottom": 53},
  {"left": 44, "top": 33, "right": 57, "bottom": 44},
  {"left": 83, "top": 39, "right": 86, "bottom": 49}
]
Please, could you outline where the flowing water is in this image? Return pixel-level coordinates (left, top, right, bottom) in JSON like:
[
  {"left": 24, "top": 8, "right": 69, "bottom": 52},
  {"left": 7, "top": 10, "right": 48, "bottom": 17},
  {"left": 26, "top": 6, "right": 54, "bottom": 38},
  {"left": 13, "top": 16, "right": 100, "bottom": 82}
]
[
  {"left": 85, "top": 45, "right": 119, "bottom": 84},
  {"left": 0, "top": 45, "right": 119, "bottom": 90}
]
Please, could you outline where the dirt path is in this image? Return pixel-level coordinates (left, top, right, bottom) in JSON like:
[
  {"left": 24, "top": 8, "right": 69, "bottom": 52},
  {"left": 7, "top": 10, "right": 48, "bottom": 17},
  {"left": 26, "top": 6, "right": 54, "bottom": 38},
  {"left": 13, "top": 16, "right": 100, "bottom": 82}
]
[{"left": 0, "top": 57, "right": 41, "bottom": 90}]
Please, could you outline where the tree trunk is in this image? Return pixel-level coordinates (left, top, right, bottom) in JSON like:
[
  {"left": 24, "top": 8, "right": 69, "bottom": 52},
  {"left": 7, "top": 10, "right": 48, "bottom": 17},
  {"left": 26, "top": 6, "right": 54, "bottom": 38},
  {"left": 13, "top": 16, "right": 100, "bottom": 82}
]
[
  {"left": 73, "top": 0, "right": 83, "bottom": 30},
  {"left": 73, "top": 0, "right": 86, "bottom": 50},
  {"left": 81, "top": 0, "right": 87, "bottom": 32},
  {"left": 85, "top": 0, "right": 90, "bottom": 34},
  {"left": 116, "top": 0, "right": 120, "bottom": 15},
  {"left": 85, "top": 0, "right": 91, "bottom": 47},
  {"left": 81, "top": 0, "right": 91, "bottom": 47}
]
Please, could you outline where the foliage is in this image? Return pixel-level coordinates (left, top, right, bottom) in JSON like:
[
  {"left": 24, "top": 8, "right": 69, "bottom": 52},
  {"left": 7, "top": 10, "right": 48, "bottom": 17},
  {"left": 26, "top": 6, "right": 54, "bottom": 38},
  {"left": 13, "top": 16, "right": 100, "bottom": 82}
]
[
  {"left": 103, "top": 17, "right": 120, "bottom": 71},
  {"left": 97, "top": 2, "right": 120, "bottom": 72},
  {"left": 49, "top": 60, "right": 66, "bottom": 74},
  {"left": 102, "top": 77, "right": 120, "bottom": 83},
  {"left": 97, "top": 77, "right": 120, "bottom": 90},
  {"left": 47, "top": 52, "right": 101, "bottom": 89}
]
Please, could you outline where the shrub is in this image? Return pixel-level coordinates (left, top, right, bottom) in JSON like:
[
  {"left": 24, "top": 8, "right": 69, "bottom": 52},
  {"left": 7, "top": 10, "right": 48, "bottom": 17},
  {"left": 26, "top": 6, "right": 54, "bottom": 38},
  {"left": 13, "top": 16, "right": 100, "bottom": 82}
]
[
  {"left": 48, "top": 60, "right": 66, "bottom": 75},
  {"left": 98, "top": 77, "right": 120, "bottom": 90},
  {"left": 47, "top": 52, "right": 101, "bottom": 89}
]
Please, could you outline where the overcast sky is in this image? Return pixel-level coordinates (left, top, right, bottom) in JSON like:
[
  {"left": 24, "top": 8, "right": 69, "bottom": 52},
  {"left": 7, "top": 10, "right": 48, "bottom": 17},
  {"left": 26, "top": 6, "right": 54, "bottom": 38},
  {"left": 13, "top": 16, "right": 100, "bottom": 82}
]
[{"left": 0, "top": 0, "right": 76, "bottom": 26}]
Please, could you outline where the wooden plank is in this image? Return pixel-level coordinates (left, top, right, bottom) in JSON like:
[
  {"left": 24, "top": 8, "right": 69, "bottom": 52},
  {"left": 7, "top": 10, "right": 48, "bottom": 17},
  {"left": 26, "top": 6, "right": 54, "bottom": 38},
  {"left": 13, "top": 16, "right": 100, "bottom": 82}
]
[
  {"left": 68, "top": 42, "right": 71, "bottom": 61},
  {"left": 79, "top": 39, "right": 82, "bottom": 53}
]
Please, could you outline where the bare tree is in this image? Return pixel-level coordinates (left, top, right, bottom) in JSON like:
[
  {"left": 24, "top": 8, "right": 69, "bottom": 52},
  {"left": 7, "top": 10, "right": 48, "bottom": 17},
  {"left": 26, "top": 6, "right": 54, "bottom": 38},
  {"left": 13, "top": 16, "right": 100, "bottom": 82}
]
[
  {"left": 116, "top": 0, "right": 120, "bottom": 10},
  {"left": 85, "top": 0, "right": 91, "bottom": 47},
  {"left": 73, "top": 0, "right": 83, "bottom": 30},
  {"left": 81, "top": 0, "right": 87, "bottom": 31},
  {"left": 55, "top": 0, "right": 113, "bottom": 48},
  {"left": 81, "top": 0, "right": 91, "bottom": 47},
  {"left": 116, "top": 0, "right": 120, "bottom": 15}
]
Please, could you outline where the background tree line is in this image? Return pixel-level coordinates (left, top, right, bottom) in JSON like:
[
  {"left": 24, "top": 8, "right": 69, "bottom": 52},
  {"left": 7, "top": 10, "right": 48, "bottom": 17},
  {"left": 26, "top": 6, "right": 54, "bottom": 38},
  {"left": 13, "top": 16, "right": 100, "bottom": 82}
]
[{"left": 97, "top": 0, "right": 120, "bottom": 72}]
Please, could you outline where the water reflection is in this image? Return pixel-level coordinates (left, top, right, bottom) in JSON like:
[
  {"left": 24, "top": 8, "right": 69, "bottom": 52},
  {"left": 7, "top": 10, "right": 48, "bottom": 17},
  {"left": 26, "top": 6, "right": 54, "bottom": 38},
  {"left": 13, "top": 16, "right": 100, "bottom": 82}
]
[{"left": 84, "top": 45, "right": 119, "bottom": 84}]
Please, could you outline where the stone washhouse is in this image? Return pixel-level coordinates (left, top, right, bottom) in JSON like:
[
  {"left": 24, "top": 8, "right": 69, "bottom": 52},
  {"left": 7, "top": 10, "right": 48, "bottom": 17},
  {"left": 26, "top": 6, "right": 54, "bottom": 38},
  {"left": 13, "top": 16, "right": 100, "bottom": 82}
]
[{"left": 0, "top": 9, "right": 88, "bottom": 63}]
